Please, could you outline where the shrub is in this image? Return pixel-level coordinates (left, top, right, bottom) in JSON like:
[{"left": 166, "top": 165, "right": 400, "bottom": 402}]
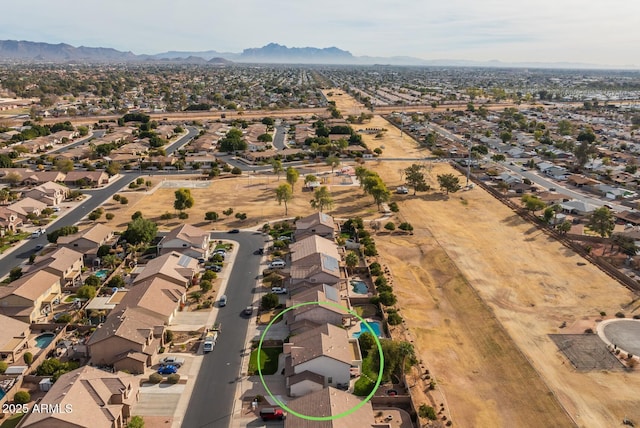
[
  {"left": 378, "top": 291, "right": 397, "bottom": 306},
  {"left": 178, "top": 212, "right": 189, "bottom": 219},
  {"left": 167, "top": 373, "right": 180, "bottom": 384},
  {"left": 23, "top": 352, "right": 33, "bottom": 366},
  {"left": 389, "top": 202, "right": 399, "bottom": 212},
  {"left": 120, "top": 197, "right": 129, "bottom": 205},
  {"left": 128, "top": 416, "right": 145, "bottom": 428},
  {"left": 84, "top": 275, "right": 100, "bottom": 287},
  {"left": 105, "top": 212, "right": 115, "bottom": 220},
  {"left": 77, "top": 285, "right": 97, "bottom": 299},
  {"left": 149, "top": 373, "right": 163, "bottom": 383},
  {"left": 13, "top": 391, "right": 30, "bottom": 405},
  {"left": 369, "top": 262, "right": 382, "bottom": 276},
  {"left": 202, "top": 270, "right": 217, "bottom": 282},
  {"left": 0, "top": 361, "right": 7, "bottom": 374},
  {"left": 112, "top": 194, "right": 121, "bottom": 201},
  {"left": 364, "top": 244, "right": 378, "bottom": 256},
  {"left": 261, "top": 293, "right": 279, "bottom": 310},
  {"left": 398, "top": 222, "right": 414, "bottom": 232},
  {"left": 615, "top": 312, "right": 626, "bottom": 318},
  {"left": 160, "top": 212, "right": 174, "bottom": 220},
  {"left": 600, "top": 311, "right": 607, "bottom": 316},
  {"left": 419, "top": 404, "right": 437, "bottom": 420},
  {"left": 165, "top": 330, "right": 174, "bottom": 343},
  {"left": 231, "top": 166, "right": 242, "bottom": 175},
  {"left": 384, "top": 222, "right": 395, "bottom": 231},
  {"left": 55, "top": 313, "right": 73, "bottom": 323},
  {"left": 584, "top": 328, "right": 594, "bottom": 334},
  {"left": 387, "top": 311, "right": 403, "bottom": 325},
  {"left": 107, "top": 276, "right": 125, "bottom": 289},
  {"left": 374, "top": 276, "right": 388, "bottom": 288}
]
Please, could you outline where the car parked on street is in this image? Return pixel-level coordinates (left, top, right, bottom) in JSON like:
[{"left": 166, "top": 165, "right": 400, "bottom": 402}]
[
  {"left": 271, "top": 287, "right": 288, "bottom": 294},
  {"left": 219, "top": 295, "right": 227, "bottom": 307}
]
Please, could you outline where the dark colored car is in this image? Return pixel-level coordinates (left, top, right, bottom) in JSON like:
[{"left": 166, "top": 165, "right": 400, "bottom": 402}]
[
  {"left": 228, "top": 229, "right": 240, "bottom": 234},
  {"left": 34, "top": 244, "right": 44, "bottom": 251},
  {"left": 260, "top": 407, "right": 284, "bottom": 421},
  {"left": 207, "top": 264, "right": 222, "bottom": 272},
  {"left": 157, "top": 364, "right": 178, "bottom": 375},
  {"left": 253, "top": 248, "right": 264, "bottom": 255}
]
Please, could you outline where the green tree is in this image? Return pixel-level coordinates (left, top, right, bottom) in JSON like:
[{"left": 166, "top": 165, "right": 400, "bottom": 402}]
[
  {"left": 326, "top": 155, "right": 340, "bottom": 175},
  {"left": 491, "top": 154, "right": 506, "bottom": 162},
  {"left": 404, "top": 164, "right": 429, "bottom": 195},
  {"left": 77, "top": 285, "right": 97, "bottom": 299},
  {"left": 286, "top": 167, "right": 299, "bottom": 192},
  {"left": 174, "top": 188, "right": 194, "bottom": 212},
  {"left": 345, "top": 251, "right": 359, "bottom": 273},
  {"left": 218, "top": 128, "right": 247, "bottom": 152},
  {"left": 84, "top": 274, "right": 100, "bottom": 287},
  {"left": 358, "top": 332, "right": 376, "bottom": 359},
  {"left": 275, "top": 183, "right": 293, "bottom": 216},
  {"left": 370, "top": 184, "right": 391, "bottom": 209},
  {"left": 558, "top": 220, "right": 572, "bottom": 234},
  {"left": 0, "top": 361, "right": 7, "bottom": 374},
  {"left": 261, "top": 293, "right": 279, "bottom": 310},
  {"left": 499, "top": 131, "right": 512, "bottom": 143},
  {"left": 205, "top": 211, "right": 219, "bottom": 222},
  {"left": 107, "top": 275, "right": 125, "bottom": 289},
  {"left": 23, "top": 351, "right": 33, "bottom": 366},
  {"left": 0, "top": 154, "right": 13, "bottom": 168},
  {"left": 200, "top": 280, "right": 213, "bottom": 293},
  {"left": 310, "top": 186, "right": 333, "bottom": 212},
  {"left": 384, "top": 222, "right": 396, "bottom": 231},
  {"left": 122, "top": 217, "right": 158, "bottom": 245},
  {"left": 56, "top": 158, "right": 74, "bottom": 173},
  {"left": 128, "top": 416, "right": 145, "bottom": 428},
  {"left": 588, "top": 207, "right": 614, "bottom": 239},
  {"left": 304, "top": 174, "right": 317, "bottom": 188},
  {"left": 257, "top": 133, "right": 272, "bottom": 143},
  {"left": 437, "top": 173, "right": 461, "bottom": 194},
  {"left": 271, "top": 159, "right": 284, "bottom": 181},
  {"left": 521, "top": 194, "right": 546, "bottom": 213},
  {"left": 557, "top": 120, "right": 574, "bottom": 136}
]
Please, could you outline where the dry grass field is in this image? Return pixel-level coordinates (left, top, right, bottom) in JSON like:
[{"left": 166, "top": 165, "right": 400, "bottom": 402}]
[{"left": 85, "top": 91, "right": 640, "bottom": 427}]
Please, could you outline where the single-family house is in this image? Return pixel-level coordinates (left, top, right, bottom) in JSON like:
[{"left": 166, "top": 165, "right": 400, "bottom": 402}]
[
  {"left": 284, "top": 324, "right": 361, "bottom": 396},
  {"left": 0, "top": 270, "right": 62, "bottom": 323},
  {"left": 284, "top": 387, "right": 382, "bottom": 428},
  {"left": 22, "top": 171, "right": 67, "bottom": 186},
  {"left": 116, "top": 277, "right": 186, "bottom": 325},
  {"left": 295, "top": 212, "right": 336, "bottom": 241},
  {"left": 0, "top": 207, "right": 23, "bottom": 232},
  {"left": 57, "top": 224, "right": 115, "bottom": 264},
  {"left": 63, "top": 170, "right": 110, "bottom": 187},
  {"left": 6, "top": 197, "right": 48, "bottom": 220},
  {"left": 286, "top": 285, "right": 351, "bottom": 333},
  {"left": 289, "top": 235, "right": 340, "bottom": 266},
  {"left": 289, "top": 253, "right": 342, "bottom": 287},
  {"left": 25, "top": 247, "right": 84, "bottom": 287},
  {"left": 87, "top": 307, "right": 165, "bottom": 374},
  {"left": 23, "top": 181, "right": 69, "bottom": 206},
  {"left": 132, "top": 251, "right": 198, "bottom": 287},
  {"left": 560, "top": 200, "right": 597, "bottom": 216},
  {"left": 0, "top": 314, "right": 30, "bottom": 363},
  {"left": 545, "top": 166, "right": 569, "bottom": 180},
  {"left": 20, "top": 365, "right": 138, "bottom": 428},
  {"left": 157, "top": 224, "right": 211, "bottom": 260}
]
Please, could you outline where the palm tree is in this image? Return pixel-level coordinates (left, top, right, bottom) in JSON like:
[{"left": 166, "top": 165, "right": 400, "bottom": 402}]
[{"left": 345, "top": 251, "right": 359, "bottom": 274}]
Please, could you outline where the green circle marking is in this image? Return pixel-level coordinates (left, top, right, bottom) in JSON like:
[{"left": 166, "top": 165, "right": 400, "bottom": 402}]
[{"left": 257, "top": 300, "right": 384, "bottom": 421}]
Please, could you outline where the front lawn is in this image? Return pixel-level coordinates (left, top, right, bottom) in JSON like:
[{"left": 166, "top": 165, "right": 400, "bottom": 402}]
[
  {"left": 0, "top": 412, "right": 25, "bottom": 428},
  {"left": 248, "top": 346, "right": 282, "bottom": 375}
]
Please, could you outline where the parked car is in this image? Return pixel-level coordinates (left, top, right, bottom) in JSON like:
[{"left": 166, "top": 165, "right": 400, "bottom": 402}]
[
  {"left": 277, "top": 235, "right": 292, "bottom": 242},
  {"left": 271, "top": 287, "right": 288, "bottom": 294},
  {"left": 228, "top": 229, "right": 240, "bottom": 234},
  {"left": 269, "top": 260, "right": 286, "bottom": 269},
  {"left": 34, "top": 244, "right": 44, "bottom": 251},
  {"left": 219, "top": 295, "right": 227, "bottom": 307},
  {"left": 159, "top": 356, "right": 185, "bottom": 368},
  {"left": 260, "top": 408, "right": 284, "bottom": 421},
  {"left": 253, "top": 248, "right": 264, "bottom": 255},
  {"left": 244, "top": 305, "right": 254, "bottom": 315},
  {"left": 213, "top": 249, "right": 227, "bottom": 255},
  {"left": 207, "top": 264, "right": 222, "bottom": 273},
  {"left": 157, "top": 364, "right": 178, "bottom": 375}
]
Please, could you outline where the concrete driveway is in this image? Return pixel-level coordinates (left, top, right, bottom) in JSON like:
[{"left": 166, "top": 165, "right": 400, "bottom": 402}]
[{"left": 134, "top": 383, "right": 185, "bottom": 416}]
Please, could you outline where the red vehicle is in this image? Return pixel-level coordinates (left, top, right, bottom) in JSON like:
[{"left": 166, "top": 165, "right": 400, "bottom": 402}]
[{"left": 260, "top": 408, "right": 284, "bottom": 421}]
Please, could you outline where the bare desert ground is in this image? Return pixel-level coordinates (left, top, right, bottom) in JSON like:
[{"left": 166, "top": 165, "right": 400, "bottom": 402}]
[{"left": 86, "top": 91, "right": 640, "bottom": 427}]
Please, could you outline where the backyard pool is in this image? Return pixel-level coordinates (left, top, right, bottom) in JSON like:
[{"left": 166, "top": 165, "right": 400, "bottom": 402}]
[
  {"left": 353, "top": 321, "right": 382, "bottom": 338},
  {"left": 94, "top": 269, "right": 110, "bottom": 280},
  {"left": 35, "top": 333, "right": 55, "bottom": 349},
  {"left": 351, "top": 280, "right": 369, "bottom": 294}
]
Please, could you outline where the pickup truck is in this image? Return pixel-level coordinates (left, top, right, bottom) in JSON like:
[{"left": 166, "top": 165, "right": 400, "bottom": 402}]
[
  {"left": 203, "top": 324, "right": 221, "bottom": 353},
  {"left": 159, "top": 356, "right": 185, "bottom": 368}
]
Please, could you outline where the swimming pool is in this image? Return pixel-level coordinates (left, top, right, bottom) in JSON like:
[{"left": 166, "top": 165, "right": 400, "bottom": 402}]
[
  {"left": 95, "top": 269, "right": 109, "bottom": 280},
  {"left": 351, "top": 280, "right": 369, "bottom": 294},
  {"left": 353, "top": 321, "right": 382, "bottom": 338},
  {"left": 35, "top": 333, "right": 55, "bottom": 349}
]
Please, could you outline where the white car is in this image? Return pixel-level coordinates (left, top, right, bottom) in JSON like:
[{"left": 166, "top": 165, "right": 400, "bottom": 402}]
[
  {"left": 269, "top": 260, "right": 286, "bottom": 269},
  {"left": 159, "top": 356, "right": 185, "bottom": 368},
  {"left": 271, "top": 287, "right": 288, "bottom": 294}
]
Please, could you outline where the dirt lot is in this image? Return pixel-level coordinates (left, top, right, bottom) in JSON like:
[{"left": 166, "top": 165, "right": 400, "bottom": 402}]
[
  {"left": 327, "top": 91, "right": 640, "bottom": 427},
  {"left": 82, "top": 91, "right": 640, "bottom": 427}
]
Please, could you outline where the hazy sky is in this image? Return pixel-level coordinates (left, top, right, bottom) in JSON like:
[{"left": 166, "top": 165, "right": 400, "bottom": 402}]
[{"left": 2, "top": 0, "right": 639, "bottom": 66}]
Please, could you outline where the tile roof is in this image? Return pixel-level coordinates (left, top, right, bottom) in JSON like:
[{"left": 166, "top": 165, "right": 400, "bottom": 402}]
[
  {"left": 290, "top": 235, "right": 340, "bottom": 264},
  {"left": 133, "top": 251, "right": 196, "bottom": 286},
  {"left": 57, "top": 223, "right": 113, "bottom": 245},
  {"left": 289, "top": 324, "right": 353, "bottom": 367},
  {"left": 284, "top": 387, "right": 375, "bottom": 428},
  {"left": 86, "top": 306, "right": 162, "bottom": 348},
  {"left": 0, "top": 270, "right": 60, "bottom": 302}
]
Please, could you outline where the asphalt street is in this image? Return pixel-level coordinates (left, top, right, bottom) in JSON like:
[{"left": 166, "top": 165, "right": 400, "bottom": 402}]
[{"left": 182, "top": 231, "right": 266, "bottom": 428}]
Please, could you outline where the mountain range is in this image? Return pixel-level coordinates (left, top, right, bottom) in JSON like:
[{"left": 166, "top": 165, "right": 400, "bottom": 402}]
[{"left": 0, "top": 40, "right": 630, "bottom": 69}]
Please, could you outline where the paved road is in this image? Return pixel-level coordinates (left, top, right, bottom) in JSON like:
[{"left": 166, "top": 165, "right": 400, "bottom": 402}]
[
  {"left": 49, "top": 130, "right": 106, "bottom": 154},
  {"left": 0, "top": 127, "right": 199, "bottom": 279},
  {"left": 182, "top": 231, "right": 266, "bottom": 428},
  {"left": 272, "top": 125, "right": 288, "bottom": 151}
]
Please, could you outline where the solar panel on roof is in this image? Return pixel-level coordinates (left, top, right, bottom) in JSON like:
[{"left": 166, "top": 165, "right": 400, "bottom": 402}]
[
  {"left": 178, "top": 255, "right": 193, "bottom": 267},
  {"left": 321, "top": 254, "right": 339, "bottom": 273},
  {"left": 323, "top": 284, "right": 339, "bottom": 302}
]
